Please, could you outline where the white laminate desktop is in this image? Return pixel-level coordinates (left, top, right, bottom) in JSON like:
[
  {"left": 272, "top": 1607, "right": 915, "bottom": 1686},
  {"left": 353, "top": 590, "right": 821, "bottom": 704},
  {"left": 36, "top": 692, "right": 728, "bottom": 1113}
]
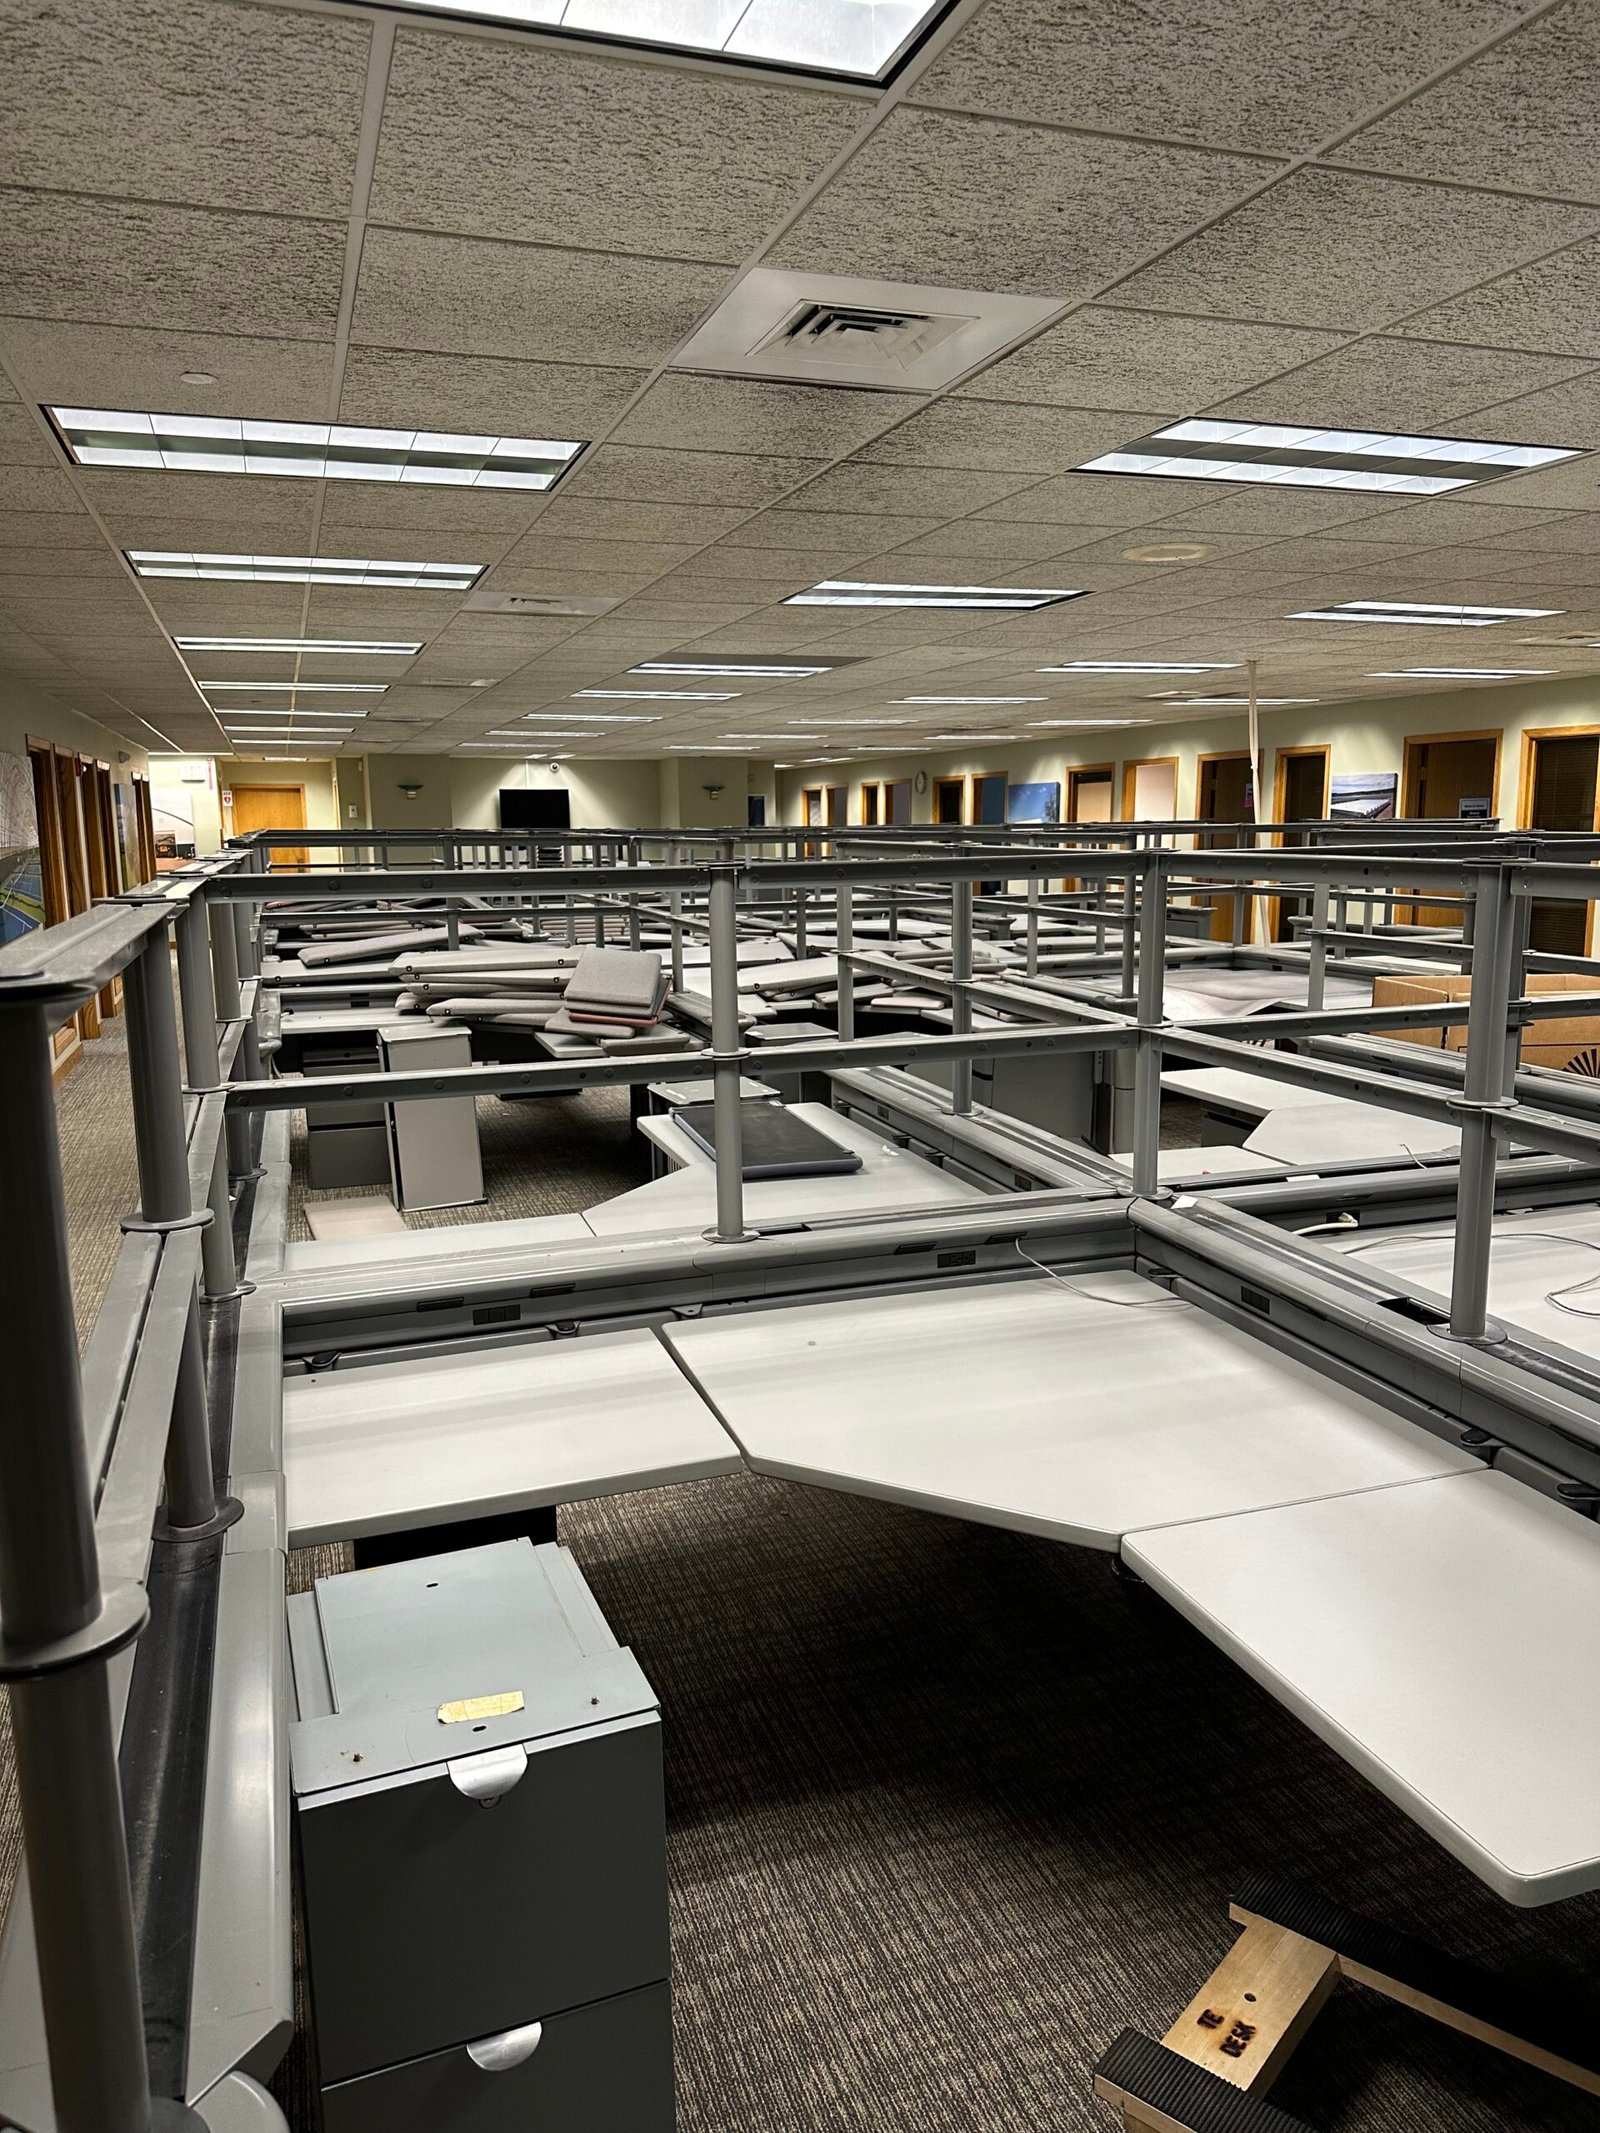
[
  {"left": 1126, "top": 1469, "right": 1600, "bottom": 1905},
  {"left": 283, "top": 1326, "right": 739, "bottom": 1547},
  {"left": 665, "top": 1274, "right": 1473, "bottom": 1549}
]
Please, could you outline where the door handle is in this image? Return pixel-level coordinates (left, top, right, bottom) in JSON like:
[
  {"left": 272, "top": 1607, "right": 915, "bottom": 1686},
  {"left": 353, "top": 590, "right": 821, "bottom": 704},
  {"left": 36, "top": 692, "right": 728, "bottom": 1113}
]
[{"left": 466, "top": 2021, "right": 543, "bottom": 2072}]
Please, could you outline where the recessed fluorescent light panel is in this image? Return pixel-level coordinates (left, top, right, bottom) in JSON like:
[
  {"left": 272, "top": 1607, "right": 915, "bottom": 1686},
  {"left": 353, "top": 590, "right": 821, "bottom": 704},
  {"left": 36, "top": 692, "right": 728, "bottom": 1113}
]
[
  {"left": 128, "top": 552, "right": 483, "bottom": 589},
  {"left": 351, "top": 0, "right": 955, "bottom": 84},
  {"left": 892, "top": 695, "right": 1046, "bottom": 705},
  {"left": 200, "top": 681, "right": 387, "bottom": 694},
  {"left": 219, "top": 710, "right": 364, "bottom": 721},
  {"left": 175, "top": 637, "right": 421, "bottom": 655},
  {"left": 628, "top": 660, "right": 843, "bottom": 678},
  {"left": 1076, "top": 420, "right": 1579, "bottom": 494},
  {"left": 518, "top": 712, "right": 661, "bottom": 724},
  {"left": 1161, "top": 695, "right": 1319, "bottom": 708},
  {"left": 53, "top": 410, "right": 583, "bottom": 491},
  {"left": 1289, "top": 599, "right": 1561, "bottom": 627},
  {"left": 1370, "top": 666, "right": 1556, "bottom": 679},
  {"left": 801, "top": 718, "right": 912, "bottom": 727},
  {"left": 925, "top": 733, "right": 1019, "bottom": 742},
  {"left": 1040, "top": 661, "right": 1240, "bottom": 675},
  {"left": 785, "top": 580, "right": 1082, "bottom": 610},
  {"left": 1028, "top": 718, "right": 1150, "bottom": 728},
  {"left": 573, "top": 689, "right": 741, "bottom": 703},
  {"left": 485, "top": 729, "right": 600, "bottom": 739}
]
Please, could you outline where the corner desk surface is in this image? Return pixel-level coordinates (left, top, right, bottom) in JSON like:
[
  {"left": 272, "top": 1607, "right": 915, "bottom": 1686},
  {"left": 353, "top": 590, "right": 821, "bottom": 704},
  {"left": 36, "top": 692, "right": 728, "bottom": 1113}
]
[{"left": 664, "top": 1274, "right": 1473, "bottom": 1549}]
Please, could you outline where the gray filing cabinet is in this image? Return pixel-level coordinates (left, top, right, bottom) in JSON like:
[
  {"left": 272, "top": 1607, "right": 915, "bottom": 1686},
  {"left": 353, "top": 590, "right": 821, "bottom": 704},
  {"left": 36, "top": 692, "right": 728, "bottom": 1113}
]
[
  {"left": 288, "top": 1540, "right": 673, "bottom": 2132},
  {"left": 377, "top": 1019, "right": 485, "bottom": 1212}
]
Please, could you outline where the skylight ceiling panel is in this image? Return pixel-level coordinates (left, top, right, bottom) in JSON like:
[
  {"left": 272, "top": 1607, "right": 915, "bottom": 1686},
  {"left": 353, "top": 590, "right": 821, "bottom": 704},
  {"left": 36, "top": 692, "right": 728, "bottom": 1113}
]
[
  {"left": 948, "top": 305, "right": 1346, "bottom": 414},
  {"left": 769, "top": 108, "right": 1270, "bottom": 300},
  {"left": 366, "top": 28, "right": 864, "bottom": 262},
  {"left": 1113, "top": 169, "right": 1598, "bottom": 335},
  {"left": 0, "top": 191, "right": 349, "bottom": 342},
  {"left": 566, "top": 444, "right": 827, "bottom": 510}
]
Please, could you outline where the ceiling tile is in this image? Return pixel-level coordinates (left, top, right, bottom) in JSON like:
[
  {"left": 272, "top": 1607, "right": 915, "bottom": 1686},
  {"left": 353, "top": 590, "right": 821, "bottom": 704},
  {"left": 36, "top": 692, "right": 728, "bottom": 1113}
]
[
  {"left": 784, "top": 461, "right": 1032, "bottom": 516},
  {"left": 73, "top": 467, "right": 321, "bottom": 540},
  {"left": 0, "top": 190, "right": 347, "bottom": 339},
  {"left": 0, "top": 405, "right": 53, "bottom": 464},
  {"left": 1335, "top": 6, "right": 1600, "bottom": 202},
  {"left": 532, "top": 496, "right": 750, "bottom": 544},
  {"left": 1456, "top": 371, "right": 1600, "bottom": 448},
  {"left": 481, "top": 561, "right": 657, "bottom": 598},
  {"left": 770, "top": 109, "right": 1272, "bottom": 298},
  {"left": 565, "top": 444, "right": 824, "bottom": 508},
  {"left": 496, "top": 534, "right": 703, "bottom": 577},
  {"left": 951, "top": 304, "right": 1347, "bottom": 412},
  {"left": 351, "top": 229, "right": 730, "bottom": 368},
  {"left": 615, "top": 373, "right": 918, "bottom": 458},
  {"left": 0, "top": 510, "right": 103, "bottom": 550},
  {"left": 318, "top": 485, "right": 536, "bottom": 536},
  {"left": 880, "top": 519, "right": 1101, "bottom": 562},
  {"left": 1399, "top": 233, "right": 1600, "bottom": 357},
  {"left": 977, "top": 470, "right": 1233, "bottom": 525},
  {"left": 0, "top": 0, "right": 371, "bottom": 217},
  {"left": 0, "top": 463, "right": 82, "bottom": 514},
  {"left": 1152, "top": 487, "right": 1409, "bottom": 534},
  {"left": 339, "top": 348, "right": 648, "bottom": 437},
  {"left": 1326, "top": 496, "right": 1575, "bottom": 541},
  {"left": 702, "top": 541, "right": 869, "bottom": 577},
  {"left": 1213, "top": 332, "right": 1597, "bottom": 428},
  {"left": 0, "top": 319, "right": 336, "bottom": 420},
  {"left": 735, "top": 507, "right": 946, "bottom": 548},
  {"left": 368, "top": 28, "right": 864, "bottom": 263},
  {"left": 852, "top": 399, "right": 1162, "bottom": 475},
  {"left": 908, "top": 0, "right": 1528, "bottom": 156},
  {"left": 1114, "top": 170, "right": 1598, "bottom": 329},
  {"left": 0, "top": 544, "right": 126, "bottom": 580},
  {"left": 1438, "top": 453, "right": 1600, "bottom": 511}
]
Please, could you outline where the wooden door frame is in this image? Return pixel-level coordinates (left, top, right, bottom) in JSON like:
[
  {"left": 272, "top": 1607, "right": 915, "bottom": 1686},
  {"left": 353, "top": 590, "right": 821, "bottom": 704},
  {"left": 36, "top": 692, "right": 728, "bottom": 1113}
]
[
  {"left": 1272, "top": 744, "right": 1331, "bottom": 830},
  {"left": 858, "top": 779, "right": 883, "bottom": 828},
  {"left": 1120, "top": 754, "right": 1181, "bottom": 825},
  {"left": 229, "top": 780, "right": 310, "bottom": 871},
  {"left": 933, "top": 774, "right": 968, "bottom": 827},
  {"left": 1066, "top": 763, "right": 1115, "bottom": 823},
  {"left": 1518, "top": 724, "right": 1600, "bottom": 954},
  {"left": 1516, "top": 723, "right": 1600, "bottom": 830},
  {"left": 1401, "top": 727, "right": 1502, "bottom": 821},
  {"left": 1194, "top": 751, "right": 1254, "bottom": 941},
  {"left": 27, "top": 739, "right": 86, "bottom": 1070}
]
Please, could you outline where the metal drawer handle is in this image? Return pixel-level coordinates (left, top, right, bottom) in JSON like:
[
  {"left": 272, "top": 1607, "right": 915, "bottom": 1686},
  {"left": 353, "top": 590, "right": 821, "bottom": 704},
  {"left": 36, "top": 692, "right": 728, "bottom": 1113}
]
[
  {"left": 467, "top": 2021, "right": 543, "bottom": 2073},
  {"left": 447, "top": 1743, "right": 528, "bottom": 1805}
]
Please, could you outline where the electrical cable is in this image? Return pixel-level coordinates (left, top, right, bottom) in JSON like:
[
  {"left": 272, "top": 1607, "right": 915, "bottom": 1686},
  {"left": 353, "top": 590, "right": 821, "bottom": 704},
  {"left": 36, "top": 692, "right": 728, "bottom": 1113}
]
[{"left": 1012, "top": 1237, "right": 1183, "bottom": 1307}]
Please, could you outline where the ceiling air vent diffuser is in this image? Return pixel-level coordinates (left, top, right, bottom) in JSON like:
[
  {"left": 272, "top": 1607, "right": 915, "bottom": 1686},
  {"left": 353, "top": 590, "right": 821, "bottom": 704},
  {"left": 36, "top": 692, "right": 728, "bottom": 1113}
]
[{"left": 673, "top": 269, "right": 1066, "bottom": 392}]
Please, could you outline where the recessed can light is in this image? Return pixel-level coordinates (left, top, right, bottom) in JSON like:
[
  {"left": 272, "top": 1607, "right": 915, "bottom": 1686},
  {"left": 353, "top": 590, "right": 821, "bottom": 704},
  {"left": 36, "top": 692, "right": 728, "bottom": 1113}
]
[
  {"left": 1121, "top": 543, "right": 1214, "bottom": 565},
  {"left": 179, "top": 372, "right": 217, "bottom": 387}
]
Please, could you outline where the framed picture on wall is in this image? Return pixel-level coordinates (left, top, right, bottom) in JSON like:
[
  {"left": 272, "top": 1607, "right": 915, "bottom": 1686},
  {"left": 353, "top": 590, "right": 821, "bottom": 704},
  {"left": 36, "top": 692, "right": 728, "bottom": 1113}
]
[
  {"left": 1006, "top": 780, "right": 1061, "bottom": 824},
  {"left": 1329, "top": 771, "right": 1398, "bottom": 822}
]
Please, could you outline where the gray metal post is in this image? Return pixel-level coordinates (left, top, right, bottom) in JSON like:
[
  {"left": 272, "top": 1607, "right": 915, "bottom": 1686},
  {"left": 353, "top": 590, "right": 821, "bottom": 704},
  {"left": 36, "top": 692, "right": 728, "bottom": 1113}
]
[
  {"left": 174, "top": 903, "right": 242, "bottom": 1300},
  {"left": 627, "top": 839, "right": 642, "bottom": 951},
  {"left": 230, "top": 890, "right": 257, "bottom": 983},
  {"left": 0, "top": 1006, "right": 153, "bottom": 2133},
  {"left": 708, "top": 864, "right": 746, "bottom": 1242},
  {"left": 668, "top": 888, "right": 685, "bottom": 992},
  {"left": 836, "top": 883, "right": 855, "bottom": 1045},
  {"left": 208, "top": 901, "right": 253, "bottom": 1179},
  {"left": 1025, "top": 874, "right": 1040, "bottom": 979},
  {"left": 950, "top": 878, "right": 974, "bottom": 1114},
  {"left": 1131, "top": 851, "right": 1167, "bottom": 1196},
  {"left": 445, "top": 906, "right": 460, "bottom": 950},
  {"left": 795, "top": 884, "right": 807, "bottom": 959},
  {"left": 1448, "top": 867, "right": 1517, "bottom": 1341},
  {"left": 1118, "top": 841, "right": 1139, "bottom": 1002},
  {"left": 122, "top": 928, "right": 219, "bottom": 1533},
  {"left": 1307, "top": 879, "right": 1330, "bottom": 1012}
]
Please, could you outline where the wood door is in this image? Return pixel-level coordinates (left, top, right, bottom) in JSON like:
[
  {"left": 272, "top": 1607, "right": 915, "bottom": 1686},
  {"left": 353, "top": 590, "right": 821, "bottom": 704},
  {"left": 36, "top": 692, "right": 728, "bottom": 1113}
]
[
  {"left": 859, "top": 782, "right": 882, "bottom": 828},
  {"left": 934, "top": 776, "right": 966, "bottom": 825},
  {"left": 1121, "top": 756, "right": 1179, "bottom": 825},
  {"left": 53, "top": 752, "right": 99, "bottom": 1038},
  {"left": 1272, "top": 746, "right": 1330, "bottom": 942},
  {"left": 886, "top": 779, "right": 912, "bottom": 827},
  {"left": 132, "top": 776, "right": 157, "bottom": 884},
  {"left": 1402, "top": 730, "right": 1500, "bottom": 924},
  {"left": 1065, "top": 765, "right": 1114, "bottom": 892},
  {"left": 1522, "top": 728, "right": 1600, "bottom": 954},
  {"left": 79, "top": 761, "right": 121, "bottom": 1018},
  {"left": 1197, "top": 753, "right": 1253, "bottom": 942},
  {"left": 230, "top": 783, "right": 308, "bottom": 870}
]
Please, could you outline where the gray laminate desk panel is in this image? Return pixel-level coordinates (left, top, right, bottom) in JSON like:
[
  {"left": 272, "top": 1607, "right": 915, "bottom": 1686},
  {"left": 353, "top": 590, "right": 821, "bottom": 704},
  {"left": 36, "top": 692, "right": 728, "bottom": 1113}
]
[
  {"left": 665, "top": 1276, "right": 1474, "bottom": 1548},
  {"left": 283, "top": 1328, "right": 739, "bottom": 1547},
  {"left": 1125, "top": 1470, "right": 1600, "bottom": 1904},
  {"left": 1328, "top": 1207, "right": 1600, "bottom": 1360},
  {"left": 283, "top": 1211, "right": 593, "bottom": 1274}
]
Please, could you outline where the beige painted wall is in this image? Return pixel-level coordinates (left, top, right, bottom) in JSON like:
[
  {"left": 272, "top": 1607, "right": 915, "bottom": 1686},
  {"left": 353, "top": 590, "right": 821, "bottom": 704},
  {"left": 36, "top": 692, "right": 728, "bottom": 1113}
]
[
  {"left": 367, "top": 753, "right": 667, "bottom": 831},
  {"left": 775, "top": 673, "right": 1600, "bottom": 829}
]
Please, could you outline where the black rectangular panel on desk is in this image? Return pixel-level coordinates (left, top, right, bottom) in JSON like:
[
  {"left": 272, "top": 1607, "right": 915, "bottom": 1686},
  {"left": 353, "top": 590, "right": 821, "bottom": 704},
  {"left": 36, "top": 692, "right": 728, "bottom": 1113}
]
[{"left": 673, "top": 1100, "right": 864, "bottom": 1180}]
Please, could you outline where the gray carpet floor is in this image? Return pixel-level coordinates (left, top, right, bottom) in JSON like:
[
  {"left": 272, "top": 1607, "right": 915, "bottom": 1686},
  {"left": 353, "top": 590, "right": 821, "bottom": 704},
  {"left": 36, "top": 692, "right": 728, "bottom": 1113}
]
[{"left": 28, "top": 1030, "right": 1600, "bottom": 2131}]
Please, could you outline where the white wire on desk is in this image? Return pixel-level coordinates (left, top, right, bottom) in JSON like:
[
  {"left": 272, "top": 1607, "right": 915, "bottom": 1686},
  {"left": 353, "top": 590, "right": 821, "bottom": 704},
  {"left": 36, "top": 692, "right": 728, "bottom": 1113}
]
[
  {"left": 1013, "top": 1238, "right": 1183, "bottom": 1308},
  {"left": 1332, "top": 1226, "right": 1600, "bottom": 1320}
]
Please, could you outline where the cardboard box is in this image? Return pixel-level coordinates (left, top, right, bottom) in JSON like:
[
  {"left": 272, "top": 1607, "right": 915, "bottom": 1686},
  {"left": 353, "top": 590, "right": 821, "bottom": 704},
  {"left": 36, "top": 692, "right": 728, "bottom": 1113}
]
[{"left": 1371, "top": 971, "right": 1600, "bottom": 1072}]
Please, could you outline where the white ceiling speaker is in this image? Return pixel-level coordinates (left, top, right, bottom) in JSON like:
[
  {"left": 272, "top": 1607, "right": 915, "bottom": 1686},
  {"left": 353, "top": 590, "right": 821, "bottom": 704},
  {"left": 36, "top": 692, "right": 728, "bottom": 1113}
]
[{"left": 671, "top": 269, "right": 1066, "bottom": 393}]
